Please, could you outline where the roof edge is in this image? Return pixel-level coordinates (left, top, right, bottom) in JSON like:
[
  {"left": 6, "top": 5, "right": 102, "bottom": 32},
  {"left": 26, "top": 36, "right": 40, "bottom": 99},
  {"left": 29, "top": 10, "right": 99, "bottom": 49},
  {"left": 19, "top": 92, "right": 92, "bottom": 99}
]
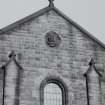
[
  {"left": 0, "top": 5, "right": 105, "bottom": 50},
  {"left": 53, "top": 7, "right": 105, "bottom": 50},
  {"left": 0, "top": 6, "right": 52, "bottom": 34}
]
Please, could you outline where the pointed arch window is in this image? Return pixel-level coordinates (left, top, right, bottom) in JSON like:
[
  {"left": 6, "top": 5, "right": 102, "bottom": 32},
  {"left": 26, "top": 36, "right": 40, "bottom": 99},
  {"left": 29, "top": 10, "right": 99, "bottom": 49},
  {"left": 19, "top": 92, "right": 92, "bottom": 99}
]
[{"left": 40, "top": 78, "right": 68, "bottom": 105}]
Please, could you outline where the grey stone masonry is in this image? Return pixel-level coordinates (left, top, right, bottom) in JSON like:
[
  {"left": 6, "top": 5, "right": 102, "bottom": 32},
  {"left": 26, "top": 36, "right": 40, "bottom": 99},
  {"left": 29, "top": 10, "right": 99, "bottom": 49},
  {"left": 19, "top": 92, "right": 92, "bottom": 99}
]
[{"left": 0, "top": 2, "right": 105, "bottom": 105}]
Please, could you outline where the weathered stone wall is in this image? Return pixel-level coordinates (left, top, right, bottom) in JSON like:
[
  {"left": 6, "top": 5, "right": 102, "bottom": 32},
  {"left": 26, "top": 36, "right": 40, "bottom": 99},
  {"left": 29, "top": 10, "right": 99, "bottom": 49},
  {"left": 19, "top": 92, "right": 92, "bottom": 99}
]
[
  {"left": 101, "top": 82, "right": 105, "bottom": 105},
  {"left": 0, "top": 10, "right": 105, "bottom": 105},
  {"left": 0, "top": 69, "right": 3, "bottom": 105}
]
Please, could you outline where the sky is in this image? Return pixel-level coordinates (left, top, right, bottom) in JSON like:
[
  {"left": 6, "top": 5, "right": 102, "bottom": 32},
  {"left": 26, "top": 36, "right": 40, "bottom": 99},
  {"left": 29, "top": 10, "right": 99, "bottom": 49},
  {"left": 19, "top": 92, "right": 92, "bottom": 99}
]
[{"left": 0, "top": 0, "right": 105, "bottom": 44}]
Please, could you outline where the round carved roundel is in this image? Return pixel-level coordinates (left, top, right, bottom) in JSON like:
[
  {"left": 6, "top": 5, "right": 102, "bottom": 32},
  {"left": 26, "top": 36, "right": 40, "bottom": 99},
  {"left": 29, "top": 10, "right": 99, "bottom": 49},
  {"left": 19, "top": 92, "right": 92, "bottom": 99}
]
[{"left": 45, "top": 31, "right": 61, "bottom": 47}]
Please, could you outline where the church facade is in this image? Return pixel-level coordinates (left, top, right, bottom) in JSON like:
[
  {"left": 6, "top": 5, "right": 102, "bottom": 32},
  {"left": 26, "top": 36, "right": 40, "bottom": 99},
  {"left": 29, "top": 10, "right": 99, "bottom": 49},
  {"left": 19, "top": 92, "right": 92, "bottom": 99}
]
[{"left": 0, "top": 1, "right": 105, "bottom": 105}]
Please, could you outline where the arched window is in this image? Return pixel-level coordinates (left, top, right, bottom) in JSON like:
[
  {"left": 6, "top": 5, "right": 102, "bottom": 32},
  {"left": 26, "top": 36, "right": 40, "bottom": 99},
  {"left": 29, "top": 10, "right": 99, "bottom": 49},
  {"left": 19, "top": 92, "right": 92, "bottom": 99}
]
[
  {"left": 40, "top": 78, "right": 68, "bottom": 105},
  {"left": 44, "top": 83, "right": 62, "bottom": 105}
]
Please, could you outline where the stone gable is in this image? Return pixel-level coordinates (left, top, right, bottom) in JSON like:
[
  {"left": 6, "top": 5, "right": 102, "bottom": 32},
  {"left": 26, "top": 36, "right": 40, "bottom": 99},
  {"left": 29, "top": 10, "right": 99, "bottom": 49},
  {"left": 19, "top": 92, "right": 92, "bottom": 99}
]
[{"left": 0, "top": 5, "right": 105, "bottom": 105}]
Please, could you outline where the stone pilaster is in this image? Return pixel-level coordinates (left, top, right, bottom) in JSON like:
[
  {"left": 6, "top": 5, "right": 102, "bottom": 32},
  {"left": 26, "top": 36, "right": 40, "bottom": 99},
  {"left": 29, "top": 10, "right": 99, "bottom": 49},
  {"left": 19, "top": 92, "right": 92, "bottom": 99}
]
[
  {"left": 2, "top": 51, "right": 22, "bottom": 105},
  {"left": 84, "top": 58, "right": 102, "bottom": 105}
]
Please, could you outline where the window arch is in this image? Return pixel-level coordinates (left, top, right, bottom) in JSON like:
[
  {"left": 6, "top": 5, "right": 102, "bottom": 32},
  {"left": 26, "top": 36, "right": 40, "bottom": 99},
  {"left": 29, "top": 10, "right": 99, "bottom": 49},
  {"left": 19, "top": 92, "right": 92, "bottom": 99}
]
[
  {"left": 44, "top": 83, "right": 62, "bottom": 105},
  {"left": 40, "top": 77, "right": 68, "bottom": 105}
]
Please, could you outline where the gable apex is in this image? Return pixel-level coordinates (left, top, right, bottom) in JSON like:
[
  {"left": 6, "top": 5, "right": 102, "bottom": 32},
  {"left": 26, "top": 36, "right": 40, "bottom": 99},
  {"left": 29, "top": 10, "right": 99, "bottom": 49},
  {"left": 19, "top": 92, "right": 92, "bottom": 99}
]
[{"left": 0, "top": 5, "right": 105, "bottom": 49}]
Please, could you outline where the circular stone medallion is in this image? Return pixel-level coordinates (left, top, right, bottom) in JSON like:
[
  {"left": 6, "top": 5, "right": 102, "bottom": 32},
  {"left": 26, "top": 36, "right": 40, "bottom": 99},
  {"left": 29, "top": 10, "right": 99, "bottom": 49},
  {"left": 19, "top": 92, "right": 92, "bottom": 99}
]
[{"left": 45, "top": 31, "right": 61, "bottom": 47}]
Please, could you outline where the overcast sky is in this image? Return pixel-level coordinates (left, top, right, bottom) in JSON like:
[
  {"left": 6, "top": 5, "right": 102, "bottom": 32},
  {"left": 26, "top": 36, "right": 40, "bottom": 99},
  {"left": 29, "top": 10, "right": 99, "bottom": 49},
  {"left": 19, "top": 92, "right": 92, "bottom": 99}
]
[{"left": 0, "top": 0, "right": 105, "bottom": 44}]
